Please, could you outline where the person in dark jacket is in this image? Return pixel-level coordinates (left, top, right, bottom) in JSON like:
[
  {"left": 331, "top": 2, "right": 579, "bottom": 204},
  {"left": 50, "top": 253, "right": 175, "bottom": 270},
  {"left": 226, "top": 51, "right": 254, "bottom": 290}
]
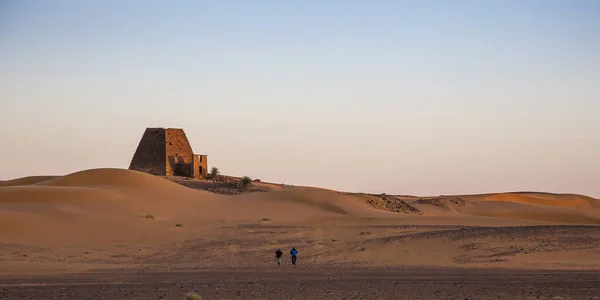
[
  {"left": 290, "top": 247, "right": 298, "bottom": 265},
  {"left": 275, "top": 249, "right": 283, "bottom": 265}
]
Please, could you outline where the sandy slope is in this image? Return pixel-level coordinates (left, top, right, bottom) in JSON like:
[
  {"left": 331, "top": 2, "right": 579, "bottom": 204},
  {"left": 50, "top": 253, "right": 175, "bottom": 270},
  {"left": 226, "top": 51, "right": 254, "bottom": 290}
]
[
  {"left": 1, "top": 168, "right": 599, "bottom": 275},
  {"left": 0, "top": 176, "right": 58, "bottom": 186}
]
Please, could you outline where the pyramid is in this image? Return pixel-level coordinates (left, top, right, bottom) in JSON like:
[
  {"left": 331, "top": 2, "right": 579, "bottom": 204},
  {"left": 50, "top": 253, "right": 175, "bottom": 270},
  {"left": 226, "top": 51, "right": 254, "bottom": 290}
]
[{"left": 128, "top": 128, "right": 207, "bottom": 178}]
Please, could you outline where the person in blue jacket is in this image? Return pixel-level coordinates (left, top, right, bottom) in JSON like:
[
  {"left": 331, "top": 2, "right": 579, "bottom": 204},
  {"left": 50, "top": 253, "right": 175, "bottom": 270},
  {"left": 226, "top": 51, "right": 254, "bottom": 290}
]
[{"left": 290, "top": 247, "right": 298, "bottom": 265}]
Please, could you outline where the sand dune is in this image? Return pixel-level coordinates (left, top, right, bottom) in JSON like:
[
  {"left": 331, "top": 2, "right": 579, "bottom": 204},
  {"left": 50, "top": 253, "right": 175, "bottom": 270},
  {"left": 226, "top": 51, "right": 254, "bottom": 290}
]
[
  {"left": 232, "top": 188, "right": 382, "bottom": 216},
  {"left": 35, "top": 168, "right": 191, "bottom": 189},
  {"left": 464, "top": 192, "right": 600, "bottom": 209},
  {"left": 0, "top": 176, "right": 58, "bottom": 186},
  {"left": 406, "top": 193, "right": 600, "bottom": 224},
  {"left": 1, "top": 168, "right": 599, "bottom": 275},
  {"left": 460, "top": 200, "right": 600, "bottom": 224}
]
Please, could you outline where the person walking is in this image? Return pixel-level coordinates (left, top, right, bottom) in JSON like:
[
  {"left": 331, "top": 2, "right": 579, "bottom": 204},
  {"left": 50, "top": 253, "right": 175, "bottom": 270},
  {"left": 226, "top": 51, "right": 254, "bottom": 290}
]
[
  {"left": 275, "top": 249, "right": 283, "bottom": 266},
  {"left": 290, "top": 247, "right": 298, "bottom": 265}
]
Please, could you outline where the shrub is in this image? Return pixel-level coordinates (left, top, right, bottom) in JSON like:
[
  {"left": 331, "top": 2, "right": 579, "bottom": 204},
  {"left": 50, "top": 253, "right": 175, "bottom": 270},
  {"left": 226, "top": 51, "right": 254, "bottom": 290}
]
[
  {"left": 175, "top": 223, "right": 183, "bottom": 228},
  {"left": 359, "top": 232, "right": 372, "bottom": 236},
  {"left": 209, "top": 167, "right": 220, "bottom": 180},
  {"left": 185, "top": 292, "right": 202, "bottom": 300},
  {"left": 144, "top": 214, "right": 154, "bottom": 219},
  {"left": 241, "top": 176, "right": 252, "bottom": 189},
  {"left": 260, "top": 218, "right": 271, "bottom": 222}
]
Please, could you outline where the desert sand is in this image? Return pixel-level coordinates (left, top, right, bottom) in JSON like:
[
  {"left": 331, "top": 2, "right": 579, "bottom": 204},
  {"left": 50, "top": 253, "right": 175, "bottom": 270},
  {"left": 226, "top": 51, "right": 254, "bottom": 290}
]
[{"left": 1, "top": 168, "right": 600, "bottom": 299}]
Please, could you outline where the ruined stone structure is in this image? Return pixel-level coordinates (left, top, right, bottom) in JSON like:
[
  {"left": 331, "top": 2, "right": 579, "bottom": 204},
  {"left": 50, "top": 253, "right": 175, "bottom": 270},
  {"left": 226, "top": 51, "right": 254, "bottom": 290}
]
[{"left": 129, "top": 128, "right": 208, "bottom": 178}]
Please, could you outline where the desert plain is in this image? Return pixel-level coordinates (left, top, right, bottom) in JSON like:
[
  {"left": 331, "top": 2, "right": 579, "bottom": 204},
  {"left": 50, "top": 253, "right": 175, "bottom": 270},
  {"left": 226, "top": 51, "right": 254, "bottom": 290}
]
[{"left": 1, "top": 168, "right": 599, "bottom": 299}]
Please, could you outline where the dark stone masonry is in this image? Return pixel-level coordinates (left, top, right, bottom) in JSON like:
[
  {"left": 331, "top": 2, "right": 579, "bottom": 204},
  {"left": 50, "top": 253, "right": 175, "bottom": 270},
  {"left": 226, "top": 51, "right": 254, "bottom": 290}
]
[{"left": 128, "top": 128, "right": 208, "bottom": 178}]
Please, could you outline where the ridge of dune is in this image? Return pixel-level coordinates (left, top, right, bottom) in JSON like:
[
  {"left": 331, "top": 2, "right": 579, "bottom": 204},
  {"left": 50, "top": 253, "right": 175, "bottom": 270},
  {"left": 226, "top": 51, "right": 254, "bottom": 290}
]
[
  {"left": 0, "top": 185, "right": 126, "bottom": 204},
  {"left": 224, "top": 187, "right": 385, "bottom": 219},
  {"left": 461, "top": 201, "right": 600, "bottom": 224},
  {"left": 0, "top": 176, "right": 59, "bottom": 186},
  {"left": 455, "top": 191, "right": 598, "bottom": 201},
  {"left": 398, "top": 194, "right": 600, "bottom": 224},
  {"left": 462, "top": 192, "right": 600, "bottom": 210},
  {"left": 34, "top": 168, "right": 194, "bottom": 190}
]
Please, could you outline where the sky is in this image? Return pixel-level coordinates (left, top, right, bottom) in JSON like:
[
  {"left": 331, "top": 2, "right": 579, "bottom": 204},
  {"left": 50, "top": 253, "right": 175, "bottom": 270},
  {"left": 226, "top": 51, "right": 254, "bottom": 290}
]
[{"left": 1, "top": 0, "right": 599, "bottom": 197}]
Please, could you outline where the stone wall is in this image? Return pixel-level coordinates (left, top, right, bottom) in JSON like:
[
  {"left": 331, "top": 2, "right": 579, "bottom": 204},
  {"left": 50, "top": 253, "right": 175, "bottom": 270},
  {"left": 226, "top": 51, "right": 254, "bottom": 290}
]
[
  {"left": 129, "top": 127, "right": 207, "bottom": 178},
  {"left": 192, "top": 154, "right": 208, "bottom": 178},
  {"left": 165, "top": 129, "right": 194, "bottom": 177},
  {"left": 128, "top": 128, "right": 167, "bottom": 176}
]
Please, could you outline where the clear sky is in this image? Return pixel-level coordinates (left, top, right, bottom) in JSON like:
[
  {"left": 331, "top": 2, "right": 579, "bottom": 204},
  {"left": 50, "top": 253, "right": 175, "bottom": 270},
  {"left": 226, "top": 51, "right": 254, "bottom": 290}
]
[{"left": 1, "top": 0, "right": 599, "bottom": 197}]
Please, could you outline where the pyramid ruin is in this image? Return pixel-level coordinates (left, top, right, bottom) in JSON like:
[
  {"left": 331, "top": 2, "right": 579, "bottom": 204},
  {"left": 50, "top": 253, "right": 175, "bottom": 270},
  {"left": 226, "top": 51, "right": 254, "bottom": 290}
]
[{"left": 128, "top": 128, "right": 207, "bottom": 178}]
